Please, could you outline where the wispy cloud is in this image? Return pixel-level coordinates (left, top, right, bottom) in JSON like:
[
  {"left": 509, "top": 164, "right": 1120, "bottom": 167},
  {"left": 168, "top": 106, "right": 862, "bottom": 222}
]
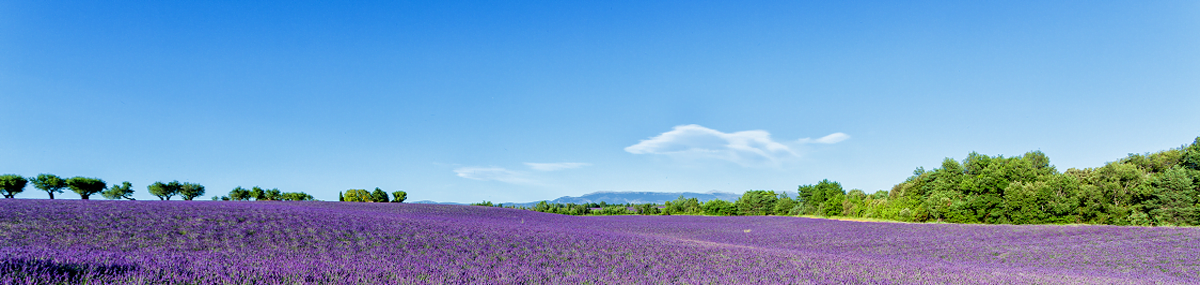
[
  {"left": 798, "top": 132, "right": 850, "bottom": 144},
  {"left": 624, "top": 124, "right": 848, "bottom": 167},
  {"left": 525, "top": 162, "right": 591, "bottom": 171},
  {"left": 453, "top": 167, "right": 536, "bottom": 185}
]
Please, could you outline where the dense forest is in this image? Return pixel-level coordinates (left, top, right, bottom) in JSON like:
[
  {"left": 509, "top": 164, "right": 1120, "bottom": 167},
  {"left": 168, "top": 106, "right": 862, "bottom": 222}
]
[{"left": 482, "top": 136, "right": 1200, "bottom": 227}]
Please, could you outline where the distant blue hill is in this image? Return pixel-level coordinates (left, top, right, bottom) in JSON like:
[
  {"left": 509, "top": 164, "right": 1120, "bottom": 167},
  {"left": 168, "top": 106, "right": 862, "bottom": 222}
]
[
  {"left": 463, "top": 191, "right": 738, "bottom": 207},
  {"left": 413, "top": 191, "right": 742, "bottom": 207},
  {"left": 545, "top": 191, "right": 740, "bottom": 205}
]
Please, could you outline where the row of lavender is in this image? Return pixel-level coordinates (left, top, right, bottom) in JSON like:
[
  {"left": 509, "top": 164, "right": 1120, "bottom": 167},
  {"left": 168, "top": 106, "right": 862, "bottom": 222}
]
[{"left": 2, "top": 200, "right": 1197, "bottom": 284}]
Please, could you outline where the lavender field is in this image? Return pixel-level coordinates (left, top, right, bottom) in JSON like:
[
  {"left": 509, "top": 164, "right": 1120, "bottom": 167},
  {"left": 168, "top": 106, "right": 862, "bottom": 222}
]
[{"left": 1, "top": 200, "right": 1198, "bottom": 284}]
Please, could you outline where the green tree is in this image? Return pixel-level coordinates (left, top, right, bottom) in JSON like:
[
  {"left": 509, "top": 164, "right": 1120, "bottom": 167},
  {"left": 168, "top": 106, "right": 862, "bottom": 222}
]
[
  {"left": 813, "top": 179, "right": 846, "bottom": 216},
  {"left": 391, "top": 190, "right": 407, "bottom": 203},
  {"left": 280, "top": 192, "right": 315, "bottom": 201},
  {"left": 841, "top": 189, "right": 867, "bottom": 217},
  {"left": 633, "top": 203, "right": 660, "bottom": 215},
  {"left": 736, "top": 190, "right": 778, "bottom": 215},
  {"left": 343, "top": 189, "right": 371, "bottom": 202},
  {"left": 663, "top": 195, "right": 701, "bottom": 215},
  {"left": 66, "top": 177, "right": 106, "bottom": 200},
  {"left": 702, "top": 199, "right": 737, "bottom": 215},
  {"left": 370, "top": 187, "right": 389, "bottom": 202},
  {"left": 30, "top": 174, "right": 67, "bottom": 199},
  {"left": 823, "top": 191, "right": 845, "bottom": 216},
  {"left": 148, "top": 181, "right": 182, "bottom": 200},
  {"left": 774, "top": 193, "right": 797, "bottom": 216},
  {"left": 229, "top": 186, "right": 252, "bottom": 201},
  {"left": 101, "top": 181, "right": 135, "bottom": 200},
  {"left": 180, "top": 182, "right": 206, "bottom": 200},
  {"left": 338, "top": 191, "right": 344, "bottom": 201},
  {"left": 1145, "top": 167, "right": 1200, "bottom": 226},
  {"left": 250, "top": 186, "right": 266, "bottom": 200},
  {"left": 1183, "top": 137, "right": 1200, "bottom": 171},
  {"left": 260, "top": 188, "right": 282, "bottom": 201},
  {"left": 0, "top": 174, "right": 28, "bottom": 198}
]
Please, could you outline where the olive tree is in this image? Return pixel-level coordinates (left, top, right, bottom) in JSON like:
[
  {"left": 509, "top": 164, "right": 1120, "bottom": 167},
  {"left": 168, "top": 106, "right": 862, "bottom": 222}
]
[
  {"left": 148, "top": 181, "right": 182, "bottom": 200},
  {"left": 30, "top": 174, "right": 67, "bottom": 199},
  {"left": 180, "top": 182, "right": 205, "bottom": 200},
  {"left": 0, "top": 174, "right": 28, "bottom": 198},
  {"left": 391, "top": 190, "right": 407, "bottom": 203},
  {"left": 101, "top": 181, "right": 135, "bottom": 200},
  {"left": 66, "top": 177, "right": 106, "bottom": 200}
]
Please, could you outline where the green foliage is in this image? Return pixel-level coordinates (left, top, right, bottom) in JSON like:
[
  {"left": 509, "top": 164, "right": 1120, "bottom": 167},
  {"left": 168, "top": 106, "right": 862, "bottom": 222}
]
[
  {"left": 735, "top": 190, "right": 778, "bottom": 215},
  {"left": 593, "top": 206, "right": 632, "bottom": 215},
  {"left": 179, "top": 182, "right": 206, "bottom": 201},
  {"left": 228, "top": 186, "right": 311, "bottom": 201},
  {"left": 632, "top": 203, "right": 660, "bottom": 215},
  {"left": 30, "top": 174, "right": 67, "bottom": 199},
  {"left": 773, "top": 193, "right": 797, "bottom": 216},
  {"left": 391, "top": 191, "right": 407, "bottom": 203},
  {"left": 1183, "top": 137, "right": 1200, "bottom": 171},
  {"left": 702, "top": 199, "right": 737, "bottom": 216},
  {"left": 148, "top": 181, "right": 181, "bottom": 200},
  {"left": 101, "top": 181, "right": 135, "bottom": 200},
  {"left": 261, "top": 187, "right": 282, "bottom": 201},
  {"left": 829, "top": 135, "right": 1200, "bottom": 226},
  {"left": 0, "top": 174, "right": 28, "bottom": 198},
  {"left": 1144, "top": 167, "right": 1200, "bottom": 226},
  {"left": 229, "top": 187, "right": 252, "bottom": 201},
  {"left": 343, "top": 189, "right": 371, "bottom": 202},
  {"left": 797, "top": 179, "right": 846, "bottom": 216},
  {"left": 279, "top": 192, "right": 315, "bottom": 201},
  {"left": 663, "top": 195, "right": 702, "bottom": 215},
  {"left": 370, "top": 188, "right": 389, "bottom": 203},
  {"left": 250, "top": 187, "right": 267, "bottom": 200},
  {"left": 65, "top": 177, "right": 106, "bottom": 200}
]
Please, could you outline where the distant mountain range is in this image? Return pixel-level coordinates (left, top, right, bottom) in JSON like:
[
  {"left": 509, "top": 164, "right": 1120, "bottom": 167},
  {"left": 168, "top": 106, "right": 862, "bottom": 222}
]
[{"left": 412, "top": 191, "right": 741, "bottom": 207}]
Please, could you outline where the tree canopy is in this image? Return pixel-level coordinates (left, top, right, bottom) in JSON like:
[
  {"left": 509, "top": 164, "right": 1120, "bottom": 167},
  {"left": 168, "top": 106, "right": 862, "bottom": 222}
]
[
  {"left": 343, "top": 189, "right": 371, "bottom": 202},
  {"left": 179, "top": 182, "right": 206, "bottom": 201},
  {"left": 30, "top": 174, "right": 67, "bottom": 199},
  {"left": 391, "top": 190, "right": 407, "bottom": 203},
  {"left": 65, "top": 177, "right": 106, "bottom": 200},
  {"left": 0, "top": 174, "right": 28, "bottom": 198},
  {"left": 101, "top": 181, "right": 135, "bottom": 200},
  {"left": 148, "top": 181, "right": 181, "bottom": 200},
  {"left": 370, "top": 188, "right": 389, "bottom": 203}
]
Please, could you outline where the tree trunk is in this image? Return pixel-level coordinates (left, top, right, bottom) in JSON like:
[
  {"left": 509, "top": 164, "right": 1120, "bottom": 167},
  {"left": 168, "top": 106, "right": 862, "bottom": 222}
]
[
  {"left": 81, "top": 195, "right": 89, "bottom": 200},
  {"left": 48, "top": 192, "right": 54, "bottom": 199}
]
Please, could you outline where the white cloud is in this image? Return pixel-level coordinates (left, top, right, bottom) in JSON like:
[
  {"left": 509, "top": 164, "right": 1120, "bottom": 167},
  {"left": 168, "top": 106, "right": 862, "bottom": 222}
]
[
  {"left": 453, "top": 167, "right": 535, "bottom": 185},
  {"left": 798, "top": 132, "right": 850, "bottom": 144},
  {"left": 624, "top": 125, "right": 849, "bottom": 167},
  {"left": 525, "top": 162, "right": 591, "bottom": 171},
  {"left": 623, "top": 125, "right": 792, "bottom": 166}
]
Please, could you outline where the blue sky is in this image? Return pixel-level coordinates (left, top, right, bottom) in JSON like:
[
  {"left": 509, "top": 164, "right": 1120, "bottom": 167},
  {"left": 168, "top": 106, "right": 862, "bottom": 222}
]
[{"left": 2, "top": 1, "right": 1198, "bottom": 203}]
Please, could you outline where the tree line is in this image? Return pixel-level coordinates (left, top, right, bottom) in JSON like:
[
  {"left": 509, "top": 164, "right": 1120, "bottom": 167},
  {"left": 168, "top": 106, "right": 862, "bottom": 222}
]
[
  {"left": 471, "top": 194, "right": 754, "bottom": 216},
  {"left": 338, "top": 188, "right": 407, "bottom": 203},
  {"left": 215, "top": 186, "right": 315, "bottom": 201},
  {"left": 474, "top": 136, "right": 1200, "bottom": 227},
  {"left": 844, "top": 136, "right": 1200, "bottom": 226},
  {"left": 0, "top": 174, "right": 315, "bottom": 202},
  {"left": 0, "top": 174, "right": 145, "bottom": 200}
]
